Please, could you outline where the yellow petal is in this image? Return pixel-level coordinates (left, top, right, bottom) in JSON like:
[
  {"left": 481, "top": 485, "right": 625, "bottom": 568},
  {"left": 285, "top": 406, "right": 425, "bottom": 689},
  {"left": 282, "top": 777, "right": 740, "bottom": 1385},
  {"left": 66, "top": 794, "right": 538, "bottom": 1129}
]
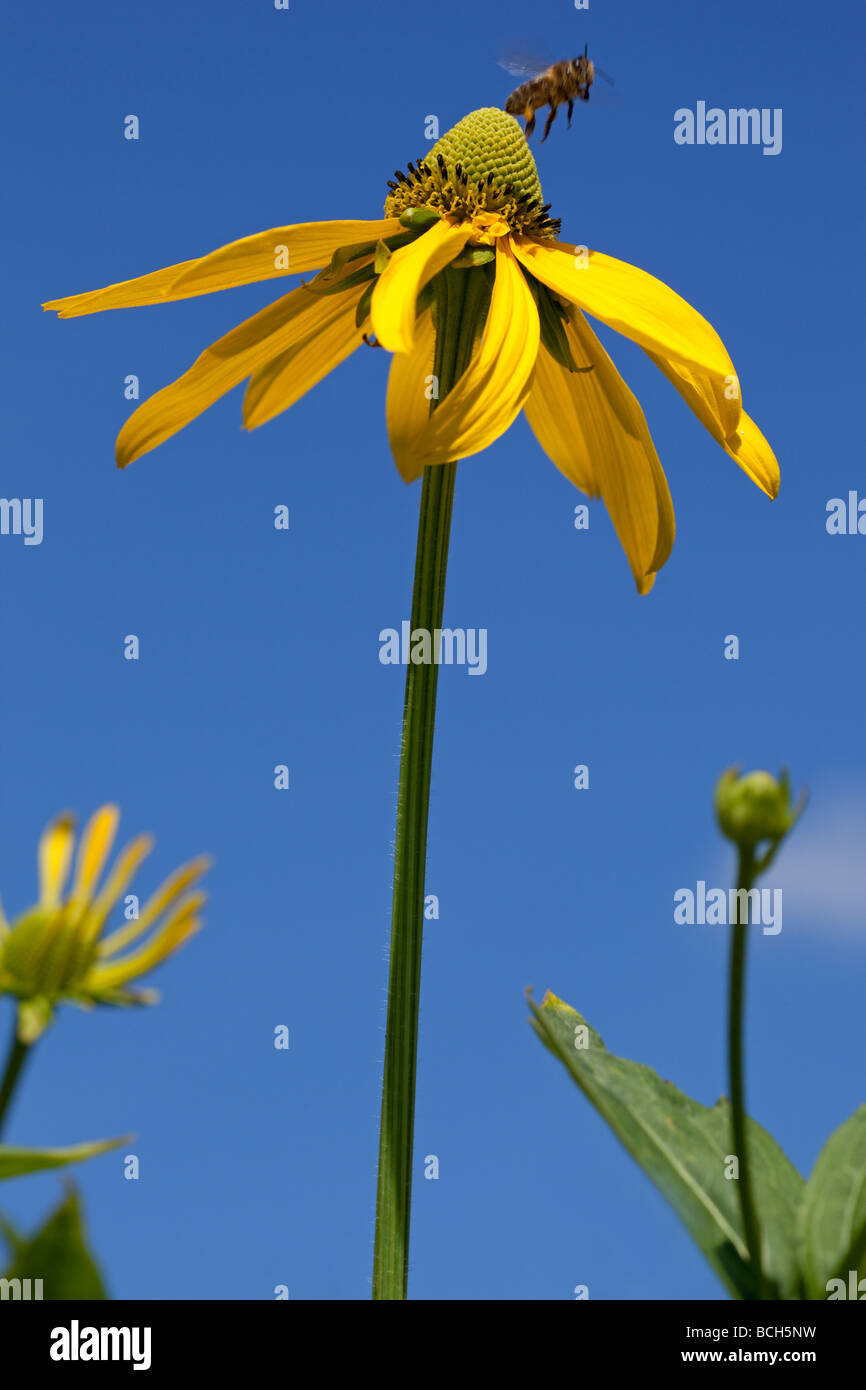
[
  {"left": 87, "top": 895, "right": 205, "bottom": 990},
  {"left": 388, "top": 240, "right": 540, "bottom": 481},
  {"left": 43, "top": 258, "right": 202, "bottom": 319},
  {"left": 38, "top": 813, "right": 77, "bottom": 908},
  {"left": 168, "top": 218, "right": 403, "bottom": 299},
  {"left": 98, "top": 855, "right": 212, "bottom": 958},
  {"left": 43, "top": 218, "right": 402, "bottom": 319},
  {"left": 244, "top": 290, "right": 365, "bottom": 429},
  {"left": 646, "top": 352, "right": 779, "bottom": 498},
  {"left": 78, "top": 833, "right": 154, "bottom": 948},
  {"left": 723, "top": 412, "right": 780, "bottom": 499},
  {"left": 68, "top": 805, "right": 120, "bottom": 914},
  {"left": 115, "top": 284, "right": 354, "bottom": 466},
  {"left": 522, "top": 334, "right": 599, "bottom": 498},
  {"left": 371, "top": 219, "right": 471, "bottom": 354},
  {"left": 513, "top": 237, "right": 740, "bottom": 434},
  {"left": 386, "top": 309, "right": 438, "bottom": 479},
  {"left": 526, "top": 308, "right": 675, "bottom": 593}
]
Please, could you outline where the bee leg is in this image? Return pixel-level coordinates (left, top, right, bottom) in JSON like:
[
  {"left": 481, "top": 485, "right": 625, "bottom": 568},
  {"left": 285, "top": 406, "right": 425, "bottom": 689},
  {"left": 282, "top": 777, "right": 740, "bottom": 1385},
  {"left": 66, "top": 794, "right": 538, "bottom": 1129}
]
[
  {"left": 567, "top": 99, "right": 574, "bottom": 128},
  {"left": 541, "top": 103, "right": 558, "bottom": 143},
  {"left": 523, "top": 107, "right": 536, "bottom": 140}
]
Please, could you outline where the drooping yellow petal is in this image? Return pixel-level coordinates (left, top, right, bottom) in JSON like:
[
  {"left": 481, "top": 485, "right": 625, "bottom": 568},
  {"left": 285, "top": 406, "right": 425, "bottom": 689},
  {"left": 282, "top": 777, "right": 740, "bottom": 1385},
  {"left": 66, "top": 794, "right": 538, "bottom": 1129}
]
[
  {"left": 526, "top": 308, "right": 675, "bottom": 594},
  {"left": 386, "top": 309, "right": 437, "bottom": 476},
  {"left": 722, "top": 412, "right": 780, "bottom": 499},
  {"left": 371, "top": 219, "right": 472, "bottom": 354},
  {"left": 42, "top": 218, "right": 402, "bottom": 319},
  {"left": 38, "top": 813, "right": 77, "bottom": 908},
  {"left": 87, "top": 894, "right": 206, "bottom": 990},
  {"left": 513, "top": 237, "right": 740, "bottom": 436},
  {"left": 43, "top": 258, "right": 202, "bottom": 320},
  {"left": 244, "top": 290, "right": 365, "bottom": 429},
  {"left": 68, "top": 805, "right": 120, "bottom": 910},
  {"left": 168, "top": 219, "right": 403, "bottom": 299},
  {"left": 115, "top": 284, "right": 359, "bottom": 466},
  {"left": 387, "top": 239, "right": 540, "bottom": 481},
  {"left": 645, "top": 352, "right": 779, "bottom": 499},
  {"left": 522, "top": 334, "right": 599, "bottom": 499},
  {"left": 98, "top": 856, "right": 212, "bottom": 958}
]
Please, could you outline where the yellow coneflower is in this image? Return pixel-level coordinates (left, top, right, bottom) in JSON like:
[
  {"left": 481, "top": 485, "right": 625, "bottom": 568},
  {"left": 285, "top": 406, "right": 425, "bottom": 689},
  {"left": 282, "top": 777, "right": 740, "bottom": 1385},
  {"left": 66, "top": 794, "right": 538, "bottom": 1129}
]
[
  {"left": 43, "top": 107, "right": 778, "bottom": 594},
  {"left": 0, "top": 806, "right": 210, "bottom": 1042}
]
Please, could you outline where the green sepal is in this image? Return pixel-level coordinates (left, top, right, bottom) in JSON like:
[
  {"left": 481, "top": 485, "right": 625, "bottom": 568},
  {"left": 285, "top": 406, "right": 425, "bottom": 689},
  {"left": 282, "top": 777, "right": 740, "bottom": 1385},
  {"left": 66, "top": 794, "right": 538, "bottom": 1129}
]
[
  {"left": 17, "top": 997, "right": 53, "bottom": 1043},
  {"left": 374, "top": 240, "right": 393, "bottom": 275},
  {"left": 328, "top": 229, "right": 416, "bottom": 276},
  {"left": 530, "top": 277, "right": 588, "bottom": 373},
  {"left": 398, "top": 207, "right": 441, "bottom": 232},
  {"left": 328, "top": 238, "right": 378, "bottom": 272},
  {"left": 538, "top": 291, "right": 578, "bottom": 372},
  {"left": 355, "top": 279, "right": 376, "bottom": 329},
  {"left": 307, "top": 259, "right": 377, "bottom": 296},
  {"left": 429, "top": 264, "right": 493, "bottom": 404},
  {"left": 448, "top": 247, "right": 495, "bottom": 270}
]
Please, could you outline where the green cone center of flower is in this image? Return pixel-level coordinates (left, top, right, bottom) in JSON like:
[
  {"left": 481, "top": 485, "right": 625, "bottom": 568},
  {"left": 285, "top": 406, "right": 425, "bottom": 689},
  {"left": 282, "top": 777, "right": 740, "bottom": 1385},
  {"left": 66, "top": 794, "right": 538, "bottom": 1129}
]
[
  {"left": 2, "top": 907, "right": 94, "bottom": 997},
  {"left": 384, "top": 107, "right": 560, "bottom": 239},
  {"left": 431, "top": 108, "right": 543, "bottom": 207}
]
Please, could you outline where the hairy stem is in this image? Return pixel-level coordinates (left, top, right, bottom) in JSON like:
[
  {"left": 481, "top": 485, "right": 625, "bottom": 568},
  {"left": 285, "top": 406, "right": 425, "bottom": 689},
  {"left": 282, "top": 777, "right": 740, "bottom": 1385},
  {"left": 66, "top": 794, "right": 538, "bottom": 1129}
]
[{"left": 372, "top": 267, "right": 483, "bottom": 1299}]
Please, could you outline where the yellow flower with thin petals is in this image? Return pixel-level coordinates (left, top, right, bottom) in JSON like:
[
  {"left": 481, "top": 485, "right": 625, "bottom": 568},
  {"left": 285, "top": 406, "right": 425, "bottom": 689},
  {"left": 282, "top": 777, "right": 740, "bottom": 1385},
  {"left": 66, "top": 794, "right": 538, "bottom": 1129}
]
[
  {"left": 0, "top": 807, "right": 210, "bottom": 1042},
  {"left": 42, "top": 107, "right": 779, "bottom": 594}
]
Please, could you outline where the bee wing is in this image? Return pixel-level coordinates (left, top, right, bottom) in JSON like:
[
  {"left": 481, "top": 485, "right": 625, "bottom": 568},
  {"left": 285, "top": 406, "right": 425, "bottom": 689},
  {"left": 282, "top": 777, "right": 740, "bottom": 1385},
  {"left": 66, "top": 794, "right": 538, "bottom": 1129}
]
[
  {"left": 586, "top": 66, "right": 620, "bottom": 109},
  {"left": 496, "top": 41, "right": 553, "bottom": 80}
]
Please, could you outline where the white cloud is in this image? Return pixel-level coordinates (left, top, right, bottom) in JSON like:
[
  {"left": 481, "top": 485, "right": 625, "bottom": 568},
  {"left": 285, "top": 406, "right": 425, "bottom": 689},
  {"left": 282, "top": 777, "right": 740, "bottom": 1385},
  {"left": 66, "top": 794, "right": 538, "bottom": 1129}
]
[{"left": 772, "top": 798, "right": 866, "bottom": 937}]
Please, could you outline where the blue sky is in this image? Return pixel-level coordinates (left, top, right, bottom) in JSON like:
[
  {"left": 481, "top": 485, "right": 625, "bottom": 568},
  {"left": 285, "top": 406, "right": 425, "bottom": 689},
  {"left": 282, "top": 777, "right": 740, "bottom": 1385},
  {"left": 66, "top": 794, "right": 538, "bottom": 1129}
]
[{"left": 1, "top": 0, "right": 863, "bottom": 1299}]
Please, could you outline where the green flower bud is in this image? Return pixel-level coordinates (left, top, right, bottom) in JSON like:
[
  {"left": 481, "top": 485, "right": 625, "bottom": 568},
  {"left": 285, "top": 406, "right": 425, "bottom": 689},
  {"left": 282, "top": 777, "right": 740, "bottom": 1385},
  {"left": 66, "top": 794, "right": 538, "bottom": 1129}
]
[{"left": 714, "top": 767, "right": 801, "bottom": 850}]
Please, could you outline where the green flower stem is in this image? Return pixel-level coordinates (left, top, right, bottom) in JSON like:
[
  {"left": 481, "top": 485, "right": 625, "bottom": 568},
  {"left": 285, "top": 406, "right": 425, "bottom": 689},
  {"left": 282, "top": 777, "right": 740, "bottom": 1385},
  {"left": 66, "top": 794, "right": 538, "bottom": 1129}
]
[
  {"left": 372, "top": 267, "right": 483, "bottom": 1300},
  {"left": 727, "top": 846, "right": 765, "bottom": 1298},
  {"left": 0, "top": 1023, "right": 31, "bottom": 1139}
]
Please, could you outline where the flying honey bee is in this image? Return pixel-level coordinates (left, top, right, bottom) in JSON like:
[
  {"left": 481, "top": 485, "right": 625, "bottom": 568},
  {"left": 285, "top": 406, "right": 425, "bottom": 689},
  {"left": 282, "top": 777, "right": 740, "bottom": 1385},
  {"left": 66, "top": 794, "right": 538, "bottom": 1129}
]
[{"left": 500, "top": 44, "right": 614, "bottom": 142}]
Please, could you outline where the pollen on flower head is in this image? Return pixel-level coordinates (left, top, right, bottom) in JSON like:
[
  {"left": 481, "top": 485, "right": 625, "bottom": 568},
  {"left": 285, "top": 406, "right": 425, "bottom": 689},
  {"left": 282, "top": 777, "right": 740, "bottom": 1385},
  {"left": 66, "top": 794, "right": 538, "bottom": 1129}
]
[{"left": 385, "top": 108, "right": 561, "bottom": 240}]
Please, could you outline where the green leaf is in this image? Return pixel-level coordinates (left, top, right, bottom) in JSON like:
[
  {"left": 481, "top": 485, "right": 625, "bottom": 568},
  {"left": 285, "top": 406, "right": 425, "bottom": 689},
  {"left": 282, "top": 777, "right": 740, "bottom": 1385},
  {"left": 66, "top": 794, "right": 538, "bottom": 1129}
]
[
  {"left": 799, "top": 1104, "right": 866, "bottom": 1299},
  {"left": 0, "top": 1134, "right": 126, "bottom": 1182},
  {"left": 530, "top": 991, "right": 804, "bottom": 1299},
  {"left": 0, "top": 1186, "right": 107, "bottom": 1299}
]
